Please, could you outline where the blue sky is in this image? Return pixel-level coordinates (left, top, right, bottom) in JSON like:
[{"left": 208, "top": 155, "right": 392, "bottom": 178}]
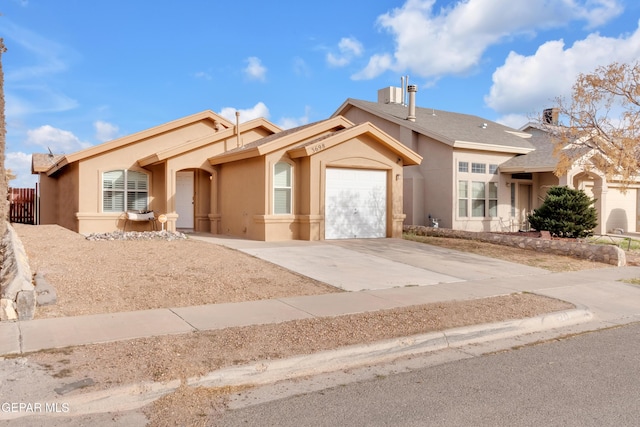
[{"left": 3, "top": 0, "right": 640, "bottom": 187}]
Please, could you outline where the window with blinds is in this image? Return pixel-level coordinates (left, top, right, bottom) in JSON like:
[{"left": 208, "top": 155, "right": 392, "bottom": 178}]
[
  {"left": 273, "top": 162, "right": 292, "bottom": 215},
  {"left": 102, "top": 170, "right": 149, "bottom": 212}
]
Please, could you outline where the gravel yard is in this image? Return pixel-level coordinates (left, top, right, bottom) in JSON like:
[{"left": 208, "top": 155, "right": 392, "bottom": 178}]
[
  {"left": 7, "top": 224, "right": 586, "bottom": 426},
  {"left": 13, "top": 224, "right": 340, "bottom": 319}
]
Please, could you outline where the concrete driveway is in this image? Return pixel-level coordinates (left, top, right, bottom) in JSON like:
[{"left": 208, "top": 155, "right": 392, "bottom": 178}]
[{"left": 190, "top": 235, "right": 548, "bottom": 292}]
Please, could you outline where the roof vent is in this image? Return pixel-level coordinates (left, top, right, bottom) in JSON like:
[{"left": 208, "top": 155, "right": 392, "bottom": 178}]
[
  {"left": 407, "top": 85, "right": 417, "bottom": 122},
  {"left": 377, "top": 87, "right": 403, "bottom": 104}
]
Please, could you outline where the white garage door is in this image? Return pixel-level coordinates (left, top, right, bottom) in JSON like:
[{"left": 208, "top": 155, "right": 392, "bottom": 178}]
[{"left": 325, "top": 168, "right": 387, "bottom": 239}]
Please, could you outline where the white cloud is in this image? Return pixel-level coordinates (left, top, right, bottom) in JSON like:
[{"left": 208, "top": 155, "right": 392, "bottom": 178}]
[
  {"left": 495, "top": 113, "right": 532, "bottom": 129},
  {"left": 26, "top": 125, "right": 92, "bottom": 153},
  {"left": 194, "top": 71, "right": 212, "bottom": 80},
  {"left": 243, "top": 57, "right": 267, "bottom": 82},
  {"left": 356, "top": 0, "right": 623, "bottom": 79},
  {"left": 217, "top": 102, "right": 270, "bottom": 123},
  {"left": 352, "top": 53, "right": 394, "bottom": 80},
  {"left": 1, "top": 20, "right": 74, "bottom": 81},
  {"left": 278, "top": 106, "right": 311, "bottom": 130},
  {"left": 6, "top": 87, "right": 78, "bottom": 119},
  {"left": 1, "top": 21, "right": 79, "bottom": 119},
  {"left": 486, "top": 25, "right": 640, "bottom": 117},
  {"left": 5, "top": 152, "right": 37, "bottom": 188},
  {"left": 326, "top": 37, "right": 364, "bottom": 67},
  {"left": 94, "top": 120, "right": 119, "bottom": 142},
  {"left": 293, "top": 57, "right": 311, "bottom": 77}
]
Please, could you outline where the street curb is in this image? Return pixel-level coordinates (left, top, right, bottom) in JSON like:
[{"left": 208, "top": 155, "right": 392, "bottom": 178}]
[{"left": 0, "top": 308, "right": 592, "bottom": 420}]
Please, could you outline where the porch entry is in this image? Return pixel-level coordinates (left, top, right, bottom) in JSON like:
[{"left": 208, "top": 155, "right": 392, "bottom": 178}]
[
  {"left": 509, "top": 182, "right": 532, "bottom": 231},
  {"left": 176, "top": 171, "right": 194, "bottom": 229}
]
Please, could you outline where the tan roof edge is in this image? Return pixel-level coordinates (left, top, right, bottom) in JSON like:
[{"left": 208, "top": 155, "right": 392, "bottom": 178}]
[
  {"left": 45, "top": 110, "right": 233, "bottom": 176},
  {"left": 332, "top": 98, "right": 456, "bottom": 146},
  {"left": 500, "top": 165, "right": 555, "bottom": 173},
  {"left": 138, "top": 118, "right": 281, "bottom": 167},
  {"left": 288, "top": 122, "right": 422, "bottom": 166},
  {"left": 452, "top": 140, "right": 534, "bottom": 154},
  {"left": 208, "top": 116, "right": 355, "bottom": 165}
]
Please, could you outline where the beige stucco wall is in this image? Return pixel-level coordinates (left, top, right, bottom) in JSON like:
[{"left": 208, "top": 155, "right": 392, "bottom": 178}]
[
  {"left": 215, "top": 132, "right": 407, "bottom": 241},
  {"left": 41, "top": 119, "right": 275, "bottom": 235},
  {"left": 584, "top": 182, "right": 639, "bottom": 234},
  {"left": 218, "top": 156, "right": 267, "bottom": 240},
  {"left": 48, "top": 163, "right": 80, "bottom": 232},
  {"left": 37, "top": 174, "right": 59, "bottom": 226}
]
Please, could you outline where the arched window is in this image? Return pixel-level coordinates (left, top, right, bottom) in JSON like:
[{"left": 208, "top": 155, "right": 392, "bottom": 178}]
[
  {"left": 102, "top": 170, "right": 149, "bottom": 212},
  {"left": 273, "top": 162, "right": 292, "bottom": 214}
]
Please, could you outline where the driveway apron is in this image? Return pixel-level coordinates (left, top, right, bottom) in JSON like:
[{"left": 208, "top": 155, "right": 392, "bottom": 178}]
[{"left": 190, "top": 235, "right": 549, "bottom": 292}]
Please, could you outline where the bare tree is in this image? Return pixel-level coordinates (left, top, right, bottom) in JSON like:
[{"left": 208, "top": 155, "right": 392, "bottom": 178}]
[{"left": 548, "top": 62, "right": 640, "bottom": 187}]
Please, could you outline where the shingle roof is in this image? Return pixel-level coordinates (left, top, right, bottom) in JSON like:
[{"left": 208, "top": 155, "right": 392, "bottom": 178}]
[
  {"left": 499, "top": 134, "right": 558, "bottom": 171},
  {"left": 500, "top": 132, "right": 593, "bottom": 172},
  {"left": 222, "top": 120, "right": 322, "bottom": 154},
  {"left": 341, "top": 98, "right": 535, "bottom": 151},
  {"left": 31, "top": 153, "right": 65, "bottom": 173}
]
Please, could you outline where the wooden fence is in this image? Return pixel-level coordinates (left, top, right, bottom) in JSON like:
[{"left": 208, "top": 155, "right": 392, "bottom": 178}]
[{"left": 8, "top": 187, "right": 36, "bottom": 224}]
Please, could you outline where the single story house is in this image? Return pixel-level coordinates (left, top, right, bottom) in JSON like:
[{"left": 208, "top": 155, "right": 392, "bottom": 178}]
[
  {"left": 334, "top": 87, "right": 639, "bottom": 235},
  {"left": 334, "top": 86, "right": 536, "bottom": 233},
  {"left": 32, "top": 111, "right": 421, "bottom": 240}
]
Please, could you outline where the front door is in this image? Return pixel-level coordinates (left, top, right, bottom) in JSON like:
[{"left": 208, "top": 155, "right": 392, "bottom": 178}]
[
  {"left": 518, "top": 184, "right": 532, "bottom": 231},
  {"left": 176, "top": 171, "right": 194, "bottom": 229}
]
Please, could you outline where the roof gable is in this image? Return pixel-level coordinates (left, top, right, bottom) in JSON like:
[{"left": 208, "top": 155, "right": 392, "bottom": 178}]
[
  {"left": 287, "top": 122, "right": 422, "bottom": 166},
  {"left": 137, "top": 118, "right": 281, "bottom": 167},
  {"left": 208, "top": 116, "right": 354, "bottom": 165},
  {"left": 334, "top": 98, "right": 534, "bottom": 154},
  {"left": 41, "top": 110, "right": 235, "bottom": 175}
]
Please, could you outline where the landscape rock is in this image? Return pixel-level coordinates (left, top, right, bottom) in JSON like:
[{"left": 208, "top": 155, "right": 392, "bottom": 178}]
[
  {"left": 404, "top": 225, "right": 626, "bottom": 266},
  {"left": 16, "top": 290, "right": 36, "bottom": 320},
  {"left": 0, "top": 298, "right": 17, "bottom": 321},
  {"left": 34, "top": 272, "right": 57, "bottom": 306},
  {"left": 85, "top": 230, "right": 188, "bottom": 241},
  {"left": 0, "top": 223, "right": 36, "bottom": 321}
]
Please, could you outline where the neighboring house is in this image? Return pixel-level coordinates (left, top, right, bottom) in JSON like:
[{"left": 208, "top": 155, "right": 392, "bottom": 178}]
[
  {"left": 335, "top": 88, "right": 638, "bottom": 235},
  {"left": 334, "top": 86, "right": 537, "bottom": 232},
  {"left": 503, "top": 117, "right": 639, "bottom": 235},
  {"left": 32, "top": 111, "right": 421, "bottom": 241}
]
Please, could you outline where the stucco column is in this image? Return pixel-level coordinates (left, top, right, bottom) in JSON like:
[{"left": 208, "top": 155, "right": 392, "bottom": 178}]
[
  {"left": 592, "top": 178, "right": 608, "bottom": 235},
  {"left": 208, "top": 169, "right": 221, "bottom": 234},
  {"left": 165, "top": 165, "right": 178, "bottom": 232}
]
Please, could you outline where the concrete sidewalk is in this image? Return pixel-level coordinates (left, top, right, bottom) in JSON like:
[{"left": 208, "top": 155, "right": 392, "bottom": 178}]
[{"left": 2, "top": 266, "right": 640, "bottom": 356}]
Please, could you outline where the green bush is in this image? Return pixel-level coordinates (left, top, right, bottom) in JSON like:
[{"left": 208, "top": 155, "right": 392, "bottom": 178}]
[{"left": 527, "top": 186, "right": 597, "bottom": 238}]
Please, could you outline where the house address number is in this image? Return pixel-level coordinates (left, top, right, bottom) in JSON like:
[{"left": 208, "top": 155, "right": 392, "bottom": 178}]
[{"left": 311, "top": 143, "right": 326, "bottom": 153}]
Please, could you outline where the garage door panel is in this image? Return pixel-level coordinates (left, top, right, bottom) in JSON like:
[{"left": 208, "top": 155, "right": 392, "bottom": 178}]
[{"left": 325, "top": 168, "right": 387, "bottom": 239}]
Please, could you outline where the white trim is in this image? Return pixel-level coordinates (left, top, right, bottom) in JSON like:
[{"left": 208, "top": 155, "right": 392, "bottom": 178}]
[{"left": 453, "top": 140, "right": 534, "bottom": 154}]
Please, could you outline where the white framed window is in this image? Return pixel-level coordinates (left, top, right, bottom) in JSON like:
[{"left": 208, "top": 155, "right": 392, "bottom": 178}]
[
  {"left": 471, "top": 163, "right": 486, "bottom": 174},
  {"left": 458, "top": 161, "right": 469, "bottom": 173},
  {"left": 102, "top": 170, "right": 148, "bottom": 212},
  {"left": 458, "top": 181, "right": 468, "bottom": 217},
  {"left": 471, "top": 181, "right": 485, "bottom": 217},
  {"left": 488, "top": 182, "right": 498, "bottom": 217},
  {"left": 273, "top": 162, "right": 292, "bottom": 214}
]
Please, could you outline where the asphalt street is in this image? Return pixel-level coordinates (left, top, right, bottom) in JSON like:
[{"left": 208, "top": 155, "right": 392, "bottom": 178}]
[{"left": 218, "top": 322, "right": 640, "bottom": 427}]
